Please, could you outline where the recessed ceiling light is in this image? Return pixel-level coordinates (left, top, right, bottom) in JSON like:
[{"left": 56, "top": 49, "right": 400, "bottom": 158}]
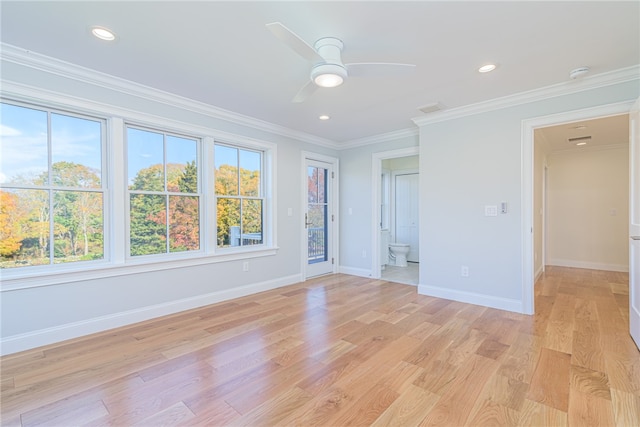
[
  {"left": 478, "top": 64, "right": 497, "bottom": 73},
  {"left": 91, "top": 26, "right": 116, "bottom": 41},
  {"left": 319, "top": 115, "right": 330, "bottom": 120}
]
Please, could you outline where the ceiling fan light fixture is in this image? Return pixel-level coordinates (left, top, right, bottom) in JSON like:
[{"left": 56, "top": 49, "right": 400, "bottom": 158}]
[{"left": 311, "top": 63, "right": 347, "bottom": 88}]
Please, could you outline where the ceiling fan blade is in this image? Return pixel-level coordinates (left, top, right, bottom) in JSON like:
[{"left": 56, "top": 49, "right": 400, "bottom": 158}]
[
  {"left": 266, "top": 22, "right": 324, "bottom": 63},
  {"left": 345, "top": 63, "right": 416, "bottom": 78},
  {"left": 292, "top": 80, "right": 317, "bottom": 103}
]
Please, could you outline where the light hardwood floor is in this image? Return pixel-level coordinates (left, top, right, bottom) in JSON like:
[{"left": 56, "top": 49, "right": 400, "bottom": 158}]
[{"left": 1, "top": 266, "right": 639, "bottom": 426}]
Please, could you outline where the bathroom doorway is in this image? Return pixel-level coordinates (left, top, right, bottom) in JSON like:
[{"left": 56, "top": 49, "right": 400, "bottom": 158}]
[{"left": 371, "top": 147, "right": 419, "bottom": 286}]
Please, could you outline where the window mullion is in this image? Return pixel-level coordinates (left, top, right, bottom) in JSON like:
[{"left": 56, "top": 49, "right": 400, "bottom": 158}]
[{"left": 47, "top": 111, "right": 55, "bottom": 265}]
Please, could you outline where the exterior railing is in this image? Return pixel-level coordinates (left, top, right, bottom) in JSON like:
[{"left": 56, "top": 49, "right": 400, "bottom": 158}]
[
  {"left": 308, "top": 227, "right": 326, "bottom": 263},
  {"left": 230, "top": 226, "right": 262, "bottom": 246}
]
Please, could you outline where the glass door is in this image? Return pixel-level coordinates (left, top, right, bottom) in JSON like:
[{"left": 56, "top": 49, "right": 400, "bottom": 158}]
[{"left": 306, "top": 160, "right": 333, "bottom": 277}]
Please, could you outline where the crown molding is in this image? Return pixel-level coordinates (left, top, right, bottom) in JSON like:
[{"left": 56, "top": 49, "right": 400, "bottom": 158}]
[
  {"left": 0, "top": 43, "right": 339, "bottom": 150},
  {"left": 412, "top": 65, "right": 640, "bottom": 127},
  {"left": 2, "top": 43, "right": 637, "bottom": 150},
  {"left": 339, "top": 127, "right": 419, "bottom": 150}
]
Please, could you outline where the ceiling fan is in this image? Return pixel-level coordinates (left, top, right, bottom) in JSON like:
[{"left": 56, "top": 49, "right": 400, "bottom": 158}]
[{"left": 266, "top": 22, "right": 416, "bottom": 103}]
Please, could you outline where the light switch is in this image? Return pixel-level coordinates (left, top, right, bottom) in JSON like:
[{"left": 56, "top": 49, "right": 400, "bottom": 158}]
[
  {"left": 287, "top": 207, "right": 293, "bottom": 216},
  {"left": 485, "top": 205, "right": 498, "bottom": 216}
]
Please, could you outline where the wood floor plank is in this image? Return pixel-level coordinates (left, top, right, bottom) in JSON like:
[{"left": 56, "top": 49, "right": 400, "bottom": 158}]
[
  {"left": 527, "top": 347, "right": 572, "bottom": 412},
  {"left": 370, "top": 384, "right": 439, "bottom": 427},
  {"left": 610, "top": 388, "right": 640, "bottom": 427},
  {"left": 517, "top": 398, "right": 568, "bottom": 426},
  {"left": 418, "top": 353, "right": 499, "bottom": 426},
  {"left": 567, "top": 389, "right": 615, "bottom": 427},
  {"left": 2, "top": 268, "right": 639, "bottom": 426}
]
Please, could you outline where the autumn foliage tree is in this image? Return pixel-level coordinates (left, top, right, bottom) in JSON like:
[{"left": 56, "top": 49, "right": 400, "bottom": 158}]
[
  {"left": 215, "top": 163, "right": 261, "bottom": 247},
  {"left": 0, "top": 161, "right": 104, "bottom": 267},
  {"left": 0, "top": 191, "right": 24, "bottom": 257},
  {"left": 129, "top": 161, "right": 200, "bottom": 255}
]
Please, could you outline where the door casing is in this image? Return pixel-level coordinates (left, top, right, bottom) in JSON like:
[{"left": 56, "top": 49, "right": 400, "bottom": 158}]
[
  {"left": 301, "top": 152, "right": 339, "bottom": 279},
  {"left": 522, "top": 100, "right": 636, "bottom": 315}
]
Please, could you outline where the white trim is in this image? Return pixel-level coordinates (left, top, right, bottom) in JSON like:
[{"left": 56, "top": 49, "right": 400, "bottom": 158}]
[
  {"left": 341, "top": 128, "right": 419, "bottom": 150},
  {"left": 338, "top": 266, "right": 372, "bottom": 278},
  {"left": 0, "top": 248, "right": 279, "bottom": 291},
  {"left": 418, "top": 284, "right": 523, "bottom": 314},
  {"left": 547, "top": 259, "right": 629, "bottom": 273},
  {"left": 522, "top": 100, "right": 636, "bottom": 315},
  {"left": 1, "top": 44, "right": 339, "bottom": 150},
  {"left": 371, "top": 147, "right": 420, "bottom": 279},
  {"left": 0, "top": 273, "right": 301, "bottom": 356},
  {"left": 414, "top": 65, "right": 640, "bottom": 127},
  {"left": 535, "top": 265, "right": 544, "bottom": 283}
]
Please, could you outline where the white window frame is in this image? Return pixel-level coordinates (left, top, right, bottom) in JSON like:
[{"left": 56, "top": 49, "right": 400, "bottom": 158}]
[
  {"left": 0, "top": 99, "right": 110, "bottom": 275},
  {"left": 124, "top": 123, "right": 204, "bottom": 260},
  {"left": 0, "top": 92, "right": 278, "bottom": 291},
  {"left": 213, "top": 142, "right": 267, "bottom": 252}
]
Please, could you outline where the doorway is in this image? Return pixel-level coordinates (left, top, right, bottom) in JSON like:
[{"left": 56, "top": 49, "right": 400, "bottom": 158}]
[
  {"left": 523, "top": 101, "right": 635, "bottom": 314},
  {"left": 371, "top": 147, "right": 419, "bottom": 285},
  {"left": 302, "top": 153, "right": 338, "bottom": 279}
]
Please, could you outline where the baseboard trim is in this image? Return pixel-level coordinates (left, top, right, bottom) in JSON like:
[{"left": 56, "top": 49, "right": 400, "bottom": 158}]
[
  {"left": 418, "top": 284, "right": 523, "bottom": 314},
  {"left": 338, "top": 266, "right": 372, "bottom": 278},
  {"left": 547, "top": 259, "right": 629, "bottom": 272},
  {"left": 1, "top": 273, "right": 302, "bottom": 356}
]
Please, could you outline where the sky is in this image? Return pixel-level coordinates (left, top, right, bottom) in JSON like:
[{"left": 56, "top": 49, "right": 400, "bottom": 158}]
[
  {"left": 1, "top": 102, "right": 261, "bottom": 188},
  {"left": 1, "top": 103, "right": 102, "bottom": 185}
]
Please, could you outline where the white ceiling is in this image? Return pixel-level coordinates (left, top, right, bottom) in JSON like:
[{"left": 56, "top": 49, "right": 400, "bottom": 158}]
[
  {"left": 535, "top": 114, "right": 630, "bottom": 154},
  {"left": 1, "top": 1, "right": 639, "bottom": 144}
]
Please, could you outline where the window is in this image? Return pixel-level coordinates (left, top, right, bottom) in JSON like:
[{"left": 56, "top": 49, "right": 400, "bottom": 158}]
[
  {"left": 215, "top": 144, "right": 263, "bottom": 248},
  {"left": 127, "top": 126, "right": 200, "bottom": 256},
  {"left": 1, "top": 96, "right": 275, "bottom": 284},
  {"left": 0, "top": 102, "right": 106, "bottom": 268}
]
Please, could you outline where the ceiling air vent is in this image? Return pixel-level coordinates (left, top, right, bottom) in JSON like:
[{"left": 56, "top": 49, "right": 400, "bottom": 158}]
[
  {"left": 418, "top": 102, "right": 444, "bottom": 114},
  {"left": 567, "top": 135, "right": 591, "bottom": 145}
]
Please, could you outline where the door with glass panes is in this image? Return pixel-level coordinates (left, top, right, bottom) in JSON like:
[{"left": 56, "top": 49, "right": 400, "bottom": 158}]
[{"left": 305, "top": 159, "right": 334, "bottom": 277}]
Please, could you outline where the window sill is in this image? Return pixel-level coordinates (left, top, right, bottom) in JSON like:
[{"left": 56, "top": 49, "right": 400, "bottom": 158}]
[{"left": 0, "top": 247, "right": 279, "bottom": 292}]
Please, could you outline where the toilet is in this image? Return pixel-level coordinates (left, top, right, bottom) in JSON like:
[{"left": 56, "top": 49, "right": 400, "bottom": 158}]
[{"left": 389, "top": 243, "right": 410, "bottom": 267}]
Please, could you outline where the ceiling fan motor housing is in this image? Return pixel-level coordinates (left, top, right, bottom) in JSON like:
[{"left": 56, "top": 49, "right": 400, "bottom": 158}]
[{"left": 311, "top": 37, "right": 347, "bottom": 87}]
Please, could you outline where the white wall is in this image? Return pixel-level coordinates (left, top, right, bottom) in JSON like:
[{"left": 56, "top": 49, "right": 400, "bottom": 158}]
[
  {"left": 0, "top": 56, "right": 338, "bottom": 354},
  {"left": 382, "top": 155, "right": 419, "bottom": 170},
  {"left": 417, "top": 81, "right": 639, "bottom": 312},
  {"left": 546, "top": 146, "right": 629, "bottom": 271}
]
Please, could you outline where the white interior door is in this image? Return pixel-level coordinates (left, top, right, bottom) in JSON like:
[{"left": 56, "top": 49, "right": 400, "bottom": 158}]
[
  {"left": 305, "top": 159, "right": 334, "bottom": 278},
  {"left": 629, "top": 97, "right": 640, "bottom": 350},
  {"left": 395, "top": 173, "right": 419, "bottom": 262}
]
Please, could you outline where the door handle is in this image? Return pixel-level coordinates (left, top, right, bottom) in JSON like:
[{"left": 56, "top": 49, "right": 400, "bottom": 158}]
[
  {"left": 632, "top": 236, "right": 640, "bottom": 240},
  {"left": 305, "top": 213, "right": 313, "bottom": 229}
]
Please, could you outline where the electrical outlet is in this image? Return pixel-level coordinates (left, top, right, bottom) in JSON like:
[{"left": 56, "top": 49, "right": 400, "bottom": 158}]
[
  {"left": 243, "top": 261, "right": 249, "bottom": 272},
  {"left": 461, "top": 265, "right": 469, "bottom": 277},
  {"left": 362, "top": 250, "right": 367, "bottom": 258}
]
